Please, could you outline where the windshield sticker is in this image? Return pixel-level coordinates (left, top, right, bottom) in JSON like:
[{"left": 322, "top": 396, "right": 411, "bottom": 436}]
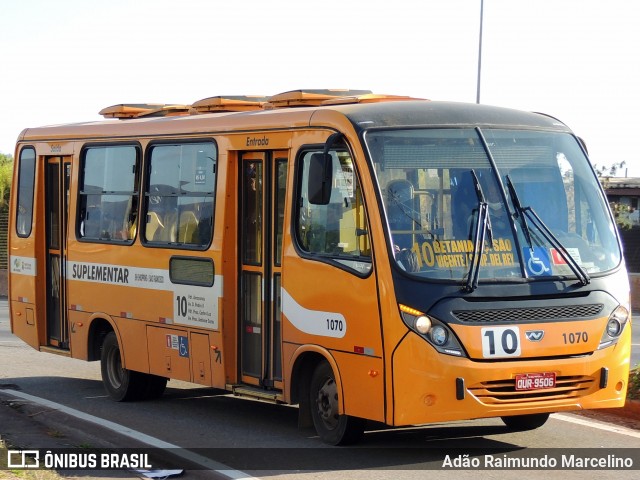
[
  {"left": 335, "top": 167, "right": 354, "bottom": 199},
  {"left": 550, "top": 247, "right": 582, "bottom": 265},
  {"left": 549, "top": 247, "right": 587, "bottom": 276},
  {"left": 408, "top": 238, "right": 516, "bottom": 270},
  {"left": 523, "top": 247, "right": 552, "bottom": 276}
]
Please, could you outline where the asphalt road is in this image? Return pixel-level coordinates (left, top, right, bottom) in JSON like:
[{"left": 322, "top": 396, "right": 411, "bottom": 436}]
[{"left": 1, "top": 299, "right": 639, "bottom": 480}]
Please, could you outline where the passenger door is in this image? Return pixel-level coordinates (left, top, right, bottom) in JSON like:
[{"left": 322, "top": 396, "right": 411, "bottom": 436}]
[
  {"left": 45, "top": 157, "right": 71, "bottom": 349},
  {"left": 239, "top": 151, "right": 288, "bottom": 388}
]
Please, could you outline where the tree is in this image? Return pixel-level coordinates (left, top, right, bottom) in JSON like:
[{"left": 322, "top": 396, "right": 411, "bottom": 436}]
[
  {"left": 0, "top": 153, "right": 13, "bottom": 212},
  {"left": 610, "top": 202, "right": 633, "bottom": 230},
  {"left": 593, "top": 160, "right": 626, "bottom": 178}
]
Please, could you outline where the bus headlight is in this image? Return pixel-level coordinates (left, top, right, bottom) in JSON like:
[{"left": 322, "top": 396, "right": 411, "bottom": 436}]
[
  {"left": 415, "top": 316, "right": 432, "bottom": 334},
  {"left": 430, "top": 325, "right": 448, "bottom": 346},
  {"left": 606, "top": 318, "right": 622, "bottom": 337},
  {"left": 399, "top": 304, "right": 466, "bottom": 357},
  {"left": 598, "top": 305, "right": 629, "bottom": 349}
]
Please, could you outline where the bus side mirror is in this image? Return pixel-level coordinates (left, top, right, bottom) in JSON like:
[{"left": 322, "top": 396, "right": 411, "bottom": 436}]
[
  {"left": 308, "top": 152, "right": 333, "bottom": 205},
  {"left": 308, "top": 132, "right": 344, "bottom": 205},
  {"left": 577, "top": 136, "right": 588, "bottom": 154}
]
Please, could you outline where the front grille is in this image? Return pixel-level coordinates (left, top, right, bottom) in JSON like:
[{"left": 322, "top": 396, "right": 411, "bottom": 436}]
[
  {"left": 452, "top": 304, "right": 603, "bottom": 323},
  {"left": 468, "top": 375, "right": 596, "bottom": 405}
]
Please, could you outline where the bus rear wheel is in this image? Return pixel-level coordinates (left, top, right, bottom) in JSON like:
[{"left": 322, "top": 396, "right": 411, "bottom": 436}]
[
  {"left": 100, "top": 332, "right": 166, "bottom": 401},
  {"left": 143, "top": 374, "right": 168, "bottom": 400},
  {"left": 310, "top": 361, "right": 364, "bottom": 445},
  {"left": 501, "top": 413, "right": 550, "bottom": 431}
]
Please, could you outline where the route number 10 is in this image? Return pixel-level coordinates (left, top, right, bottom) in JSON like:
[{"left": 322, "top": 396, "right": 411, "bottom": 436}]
[
  {"left": 176, "top": 295, "right": 188, "bottom": 318},
  {"left": 481, "top": 327, "right": 522, "bottom": 358}
]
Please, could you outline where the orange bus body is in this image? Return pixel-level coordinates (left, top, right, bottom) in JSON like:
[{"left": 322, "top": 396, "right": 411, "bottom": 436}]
[{"left": 8, "top": 91, "right": 631, "bottom": 444}]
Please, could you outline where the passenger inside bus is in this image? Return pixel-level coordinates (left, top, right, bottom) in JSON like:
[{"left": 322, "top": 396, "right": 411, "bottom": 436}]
[
  {"left": 449, "top": 169, "right": 513, "bottom": 242},
  {"left": 386, "top": 179, "right": 421, "bottom": 272},
  {"left": 386, "top": 179, "right": 416, "bottom": 251},
  {"left": 118, "top": 212, "right": 137, "bottom": 240}
]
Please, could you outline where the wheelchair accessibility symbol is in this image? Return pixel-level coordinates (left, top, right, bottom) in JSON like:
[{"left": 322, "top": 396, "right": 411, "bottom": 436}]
[
  {"left": 523, "top": 247, "right": 552, "bottom": 277},
  {"left": 178, "top": 336, "right": 189, "bottom": 358},
  {"left": 166, "top": 334, "right": 190, "bottom": 358}
]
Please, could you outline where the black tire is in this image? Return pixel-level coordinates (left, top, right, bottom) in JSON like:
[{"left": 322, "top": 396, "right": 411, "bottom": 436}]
[
  {"left": 100, "top": 331, "right": 145, "bottom": 401},
  {"left": 143, "top": 375, "right": 168, "bottom": 400},
  {"left": 310, "top": 361, "right": 365, "bottom": 445},
  {"left": 501, "top": 413, "right": 550, "bottom": 431}
]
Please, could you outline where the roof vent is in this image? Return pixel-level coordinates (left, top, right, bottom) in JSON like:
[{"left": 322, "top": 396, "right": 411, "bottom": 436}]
[
  {"left": 267, "top": 89, "right": 372, "bottom": 108},
  {"left": 99, "top": 104, "right": 170, "bottom": 119},
  {"left": 321, "top": 93, "right": 428, "bottom": 105},
  {"left": 191, "top": 95, "right": 269, "bottom": 113},
  {"left": 99, "top": 90, "right": 425, "bottom": 119},
  {"left": 135, "top": 105, "right": 191, "bottom": 118}
]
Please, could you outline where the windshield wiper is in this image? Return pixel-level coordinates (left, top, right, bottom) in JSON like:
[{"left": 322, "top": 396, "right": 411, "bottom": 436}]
[
  {"left": 464, "top": 170, "right": 493, "bottom": 292},
  {"left": 505, "top": 175, "right": 533, "bottom": 248},
  {"left": 506, "top": 175, "right": 590, "bottom": 286}
]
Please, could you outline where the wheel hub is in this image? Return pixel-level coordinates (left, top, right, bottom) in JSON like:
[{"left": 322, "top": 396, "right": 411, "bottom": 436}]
[{"left": 316, "top": 377, "right": 339, "bottom": 429}]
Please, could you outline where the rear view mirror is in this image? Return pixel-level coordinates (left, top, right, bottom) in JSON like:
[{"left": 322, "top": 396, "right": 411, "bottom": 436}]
[
  {"left": 308, "top": 152, "right": 333, "bottom": 205},
  {"left": 308, "top": 132, "right": 345, "bottom": 205}
]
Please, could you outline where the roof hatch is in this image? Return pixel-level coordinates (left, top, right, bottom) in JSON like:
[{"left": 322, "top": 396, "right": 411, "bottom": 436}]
[
  {"left": 191, "top": 95, "right": 269, "bottom": 113},
  {"left": 99, "top": 89, "right": 428, "bottom": 119},
  {"left": 98, "top": 104, "right": 175, "bottom": 119},
  {"left": 266, "top": 89, "right": 372, "bottom": 108}
]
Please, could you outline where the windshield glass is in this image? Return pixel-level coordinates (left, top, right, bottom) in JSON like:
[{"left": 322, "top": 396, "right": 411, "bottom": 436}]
[{"left": 365, "top": 128, "right": 620, "bottom": 282}]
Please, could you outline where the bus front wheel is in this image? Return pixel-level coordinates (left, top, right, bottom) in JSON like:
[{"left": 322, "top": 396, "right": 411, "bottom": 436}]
[
  {"left": 310, "top": 361, "right": 365, "bottom": 445},
  {"left": 501, "top": 413, "right": 550, "bottom": 431}
]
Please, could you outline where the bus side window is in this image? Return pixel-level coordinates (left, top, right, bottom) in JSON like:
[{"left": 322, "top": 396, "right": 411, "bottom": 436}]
[
  {"left": 144, "top": 142, "right": 216, "bottom": 248},
  {"left": 196, "top": 200, "right": 214, "bottom": 246},
  {"left": 83, "top": 201, "right": 102, "bottom": 238},
  {"left": 145, "top": 211, "right": 163, "bottom": 241},
  {"left": 296, "top": 150, "right": 371, "bottom": 265},
  {"left": 178, "top": 210, "right": 199, "bottom": 244},
  {"left": 78, "top": 145, "right": 139, "bottom": 243},
  {"left": 16, "top": 147, "right": 36, "bottom": 237}
]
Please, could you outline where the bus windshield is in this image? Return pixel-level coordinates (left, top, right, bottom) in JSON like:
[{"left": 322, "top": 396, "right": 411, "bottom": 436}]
[{"left": 365, "top": 128, "right": 621, "bottom": 282}]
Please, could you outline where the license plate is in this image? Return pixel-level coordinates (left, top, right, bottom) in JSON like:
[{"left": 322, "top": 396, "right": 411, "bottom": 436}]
[{"left": 515, "top": 372, "right": 556, "bottom": 391}]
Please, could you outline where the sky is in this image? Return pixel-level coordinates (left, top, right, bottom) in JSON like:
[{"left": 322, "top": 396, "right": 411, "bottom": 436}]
[{"left": 2, "top": 0, "right": 639, "bottom": 176}]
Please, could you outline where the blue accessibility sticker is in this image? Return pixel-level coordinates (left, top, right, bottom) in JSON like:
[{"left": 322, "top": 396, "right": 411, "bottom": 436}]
[
  {"left": 178, "top": 336, "right": 189, "bottom": 358},
  {"left": 523, "top": 247, "right": 552, "bottom": 277}
]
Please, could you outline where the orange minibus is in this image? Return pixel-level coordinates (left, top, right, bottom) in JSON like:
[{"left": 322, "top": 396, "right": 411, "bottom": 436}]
[{"left": 9, "top": 89, "right": 631, "bottom": 444}]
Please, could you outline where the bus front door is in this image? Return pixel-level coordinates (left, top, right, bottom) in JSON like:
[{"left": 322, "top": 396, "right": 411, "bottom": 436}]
[
  {"left": 45, "top": 157, "right": 71, "bottom": 349},
  {"left": 239, "top": 151, "right": 288, "bottom": 389}
]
